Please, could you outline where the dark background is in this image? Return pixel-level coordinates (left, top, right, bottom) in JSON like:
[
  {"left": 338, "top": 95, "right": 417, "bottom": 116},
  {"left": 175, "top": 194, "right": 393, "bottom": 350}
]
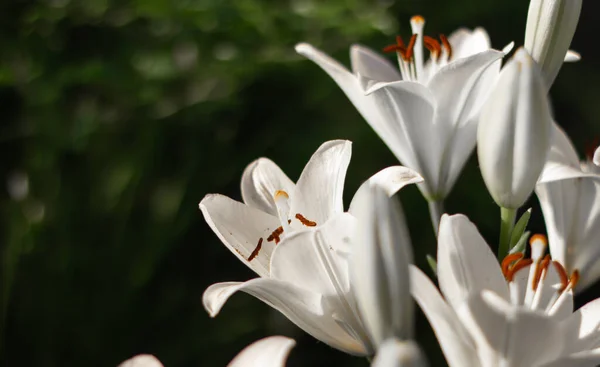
[{"left": 1, "top": 0, "right": 599, "bottom": 366}]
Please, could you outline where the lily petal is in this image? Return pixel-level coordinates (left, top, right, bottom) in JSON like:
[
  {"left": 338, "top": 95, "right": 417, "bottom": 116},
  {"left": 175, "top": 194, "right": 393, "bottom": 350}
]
[
  {"left": 202, "top": 279, "right": 365, "bottom": 355},
  {"left": 565, "top": 50, "right": 581, "bottom": 62},
  {"left": 594, "top": 147, "right": 600, "bottom": 166},
  {"left": 227, "top": 336, "right": 296, "bottom": 367},
  {"left": 448, "top": 28, "right": 492, "bottom": 60},
  {"left": 241, "top": 158, "right": 295, "bottom": 216},
  {"left": 371, "top": 339, "right": 428, "bottom": 367},
  {"left": 118, "top": 355, "right": 163, "bottom": 367},
  {"left": 536, "top": 177, "right": 600, "bottom": 289},
  {"left": 437, "top": 214, "right": 510, "bottom": 311},
  {"left": 427, "top": 50, "right": 505, "bottom": 195},
  {"left": 199, "top": 194, "right": 280, "bottom": 278},
  {"left": 350, "top": 44, "right": 401, "bottom": 83},
  {"left": 348, "top": 166, "right": 423, "bottom": 215},
  {"left": 561, "top": 298, "right": 600, "bottom": 354},
  {"left": 409, "top": 266, "right": 478, "bottom": 367},
  {"left": 540, "top": 349, "right": 600, "bottom": 367},
  {"left": 458, "top": 290, "right": 564, "bottom": 367},
  {"left": 290, "top": 140, "right": 352, "bottom": 225},
  {"left": 365, "top": 81, "right": 438, "bottom": 197},
  {"left": 352, "top": 186, "right": 413, "bottom": 346}
]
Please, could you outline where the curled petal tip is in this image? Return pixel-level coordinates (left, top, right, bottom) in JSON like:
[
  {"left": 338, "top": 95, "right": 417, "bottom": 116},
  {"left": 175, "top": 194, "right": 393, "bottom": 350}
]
[
  {"left": 295, "top": 42, "right": 314, "bottom": 55},
  {"left": 502, "top": 41, "right": 515, "bottom": 55},
  {"left": 565, "top": 50, "right": 581, "bottom": 62}
]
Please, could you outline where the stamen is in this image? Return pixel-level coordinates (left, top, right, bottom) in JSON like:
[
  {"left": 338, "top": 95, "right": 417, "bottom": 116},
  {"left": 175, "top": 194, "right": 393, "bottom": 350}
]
[
  {"left": 501, "top": 252, "right": 524, "bottom": 277},
  {"left": 267, "top": 226, "right": 284, "bottom": 244},
  {"left": 439, "top": 34, "right": 452, "bottom": 61},
  {"left": 569, "top": 270, "right": 580, "bottom": 289},
  {"left": 506, "top": 258, "right": 533, "bottom": 282},
  {"left": 532, "top": 255, "right": 551, "bottom": 291},
  {"left": 410, "top": 15, "right": 425, "bottom": 80},
  {"left": 423, "top": 36, "right": 441, "bottom": 59},
  {"left": 295, "top": 213, "right": 317, "bottom": 227},
  {"left": 552, "top": 261, "right": 569, "bottom": 292},
  {"left": 274, "top": 190, "right": 291, "bottom": 232},
  {"left": 248, "top": 238, "right": 263, "bottom": 261},
  {"left": 383, "top": 36, "right": 406, "bottom": 54},
  {"left": 404, "top": 34, "right": 417, "bottom": 61}
]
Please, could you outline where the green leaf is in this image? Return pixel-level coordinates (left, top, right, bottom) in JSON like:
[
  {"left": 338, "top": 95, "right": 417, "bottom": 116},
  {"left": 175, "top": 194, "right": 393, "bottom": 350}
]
[
  {"left": 510, "top": 231, "right": 531, "bottom": 254},
  {"left": 509, "top": 208, "right": 532, "bottom": 250},
  {"left": 426, "top": 254, "right": 437, "bottom": 276}
]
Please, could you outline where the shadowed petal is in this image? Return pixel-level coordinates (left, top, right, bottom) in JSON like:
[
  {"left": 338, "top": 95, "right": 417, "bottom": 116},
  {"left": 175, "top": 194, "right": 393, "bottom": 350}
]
[
  {"left": 200, "top": 194, "right": 280, "bottom": 278},
  {"left": 437, "top": 214, "right": 510, "bottom": 311},
  {"left": 350, "top": 44, "right": 401, "bottom": 82},
  {"left": 458, "top": 291, "right": 563, "bottom": 367},
  {"left": 409, "top": 266, "right": 478, "bottom": 367},
  {"left": 348, "top": 166, "right": 423, "bottom": 215},
  {"left": 241, "top": 158, "right": 295, "bottom": 216},
  {"left": 227, "top": 336, "right": 296, "bottom": 367},
  {"left": 371, "top": 339, "right": 428, "bottom": 367},
  {"left": 202, "top": 279, "right": 366, "bottom": 355}
]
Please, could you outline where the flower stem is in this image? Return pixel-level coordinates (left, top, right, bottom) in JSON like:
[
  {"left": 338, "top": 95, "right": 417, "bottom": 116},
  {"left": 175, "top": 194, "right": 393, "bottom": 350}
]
[
  {"left": 498, "top": 207, "right": 517, "bottom": 259},
  {"left": 427, "top": 200, "right": 444, "bottom": 237}
]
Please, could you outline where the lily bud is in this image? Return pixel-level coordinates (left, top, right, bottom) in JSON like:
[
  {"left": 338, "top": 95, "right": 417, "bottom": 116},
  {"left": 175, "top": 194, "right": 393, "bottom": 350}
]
[
  {"left": 524, "top": 0, "right": 582, "bottom": 87},
  {"left": 351, "top": 186, "right": 413, "bottom": 348},
  {"left": 477, "top": 48, "right": 553, "bottom": 209},
  {"left": 371, "top": 339, "right": 428, "bottom": 367},
  {"left": 594, "top": 147, "right": 600, "bottom": 166}
]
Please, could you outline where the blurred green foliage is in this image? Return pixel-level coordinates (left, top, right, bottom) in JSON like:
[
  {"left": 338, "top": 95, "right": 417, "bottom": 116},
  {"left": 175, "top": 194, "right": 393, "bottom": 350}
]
[{"left": 1, "top": 0, "right": 599, "bottom": 366}]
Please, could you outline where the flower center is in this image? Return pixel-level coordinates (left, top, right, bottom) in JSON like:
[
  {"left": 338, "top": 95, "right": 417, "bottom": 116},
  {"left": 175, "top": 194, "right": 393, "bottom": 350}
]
[
  {"left": 248, "top": 190, "right": 317, "bottom": 262},
  {"left": 501, "top": 234, "right": 579, "bottom": 315},
  {"left": 383, "top": 15, "right": 453, "bottom": 83}
]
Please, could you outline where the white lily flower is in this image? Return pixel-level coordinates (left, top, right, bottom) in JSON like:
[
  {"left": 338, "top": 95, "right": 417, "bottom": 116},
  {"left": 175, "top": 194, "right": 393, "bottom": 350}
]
[
  {"left": 477, "top": 48, "right": 553, "bottom": 209},
  {"left": 118, "top": 355, "right": 163, "bottom": 367},
  {"left": 351, "top": 186, "right": 413, "bottom": 348},
  {"left": 227, "top": 336, "right": 296, "bottom": 367},
  {"left": 411, "top": 214, "right": 600, "bottom": 367},
  {"left": 525, "top": 0, "right": 583, "bottom": 87},
  {"left": 200, "top": 140, "right": 422, "bottom": 356},
  {"left": 118, "top": 336, "right": 295, "bottom": 367},
  {"left": 536, "top": 124, "right": 600, "bottom": 290},
  {"left": 593, "top": 147, "right": 600, "bottom": 166},
  {"left": 371, "top": 339, "right": 428, "bottom": 367},
  {"left": 296, "top": 17, "right": 511, "bottom": 201}
]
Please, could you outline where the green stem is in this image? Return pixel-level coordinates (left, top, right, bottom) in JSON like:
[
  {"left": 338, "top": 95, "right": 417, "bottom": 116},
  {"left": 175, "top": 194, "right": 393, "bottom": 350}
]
[
  {"left": 427, "top": 200, "right": 444, "bottom": 237},
  {"left": 498, "top": 207, "right": 517, "bottom": 259}
]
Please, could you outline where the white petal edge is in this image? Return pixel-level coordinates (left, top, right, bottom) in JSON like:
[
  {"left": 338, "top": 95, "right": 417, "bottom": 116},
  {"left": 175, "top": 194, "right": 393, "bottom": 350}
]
[
  {"left": 348, "top": 166, "right": 423, "bottom": 215},
  {"left": 371, "top": 339, "right": 428, "bottom": 367},
  {"left": 409, "top": 266, "right": 478, "bottom": 367},
  {"left": 565, "top": 50, "right": 581, "bottom": 62},
  {"left": 118, "top": 355, "right": 164, "bottom": 367},
  {"left": 202, "top": 279, "right": 367, "bottom": 355},
  {"left": 241, "top": 158, "right": 295, "bottom": 216},
  {"left": 227, "top": 336, "right": 296, "bottom": 367},
  {"left": 540, "top": 349, "right": 600, "bottom": 367},
  {"left": 350, "top": 44, "right": 401, "bottom": 83},
  {"left": 437, "top": 214, "right": 510, "bottom": 312},
  {"left": 290, "top": 140, "right": 352, "bottom": 225},
  {"left": 199, "top": 194, "right": 280, "bottom": 278},
  {"left": 594, "top": 147, "right": 600, "bottom": 166}
]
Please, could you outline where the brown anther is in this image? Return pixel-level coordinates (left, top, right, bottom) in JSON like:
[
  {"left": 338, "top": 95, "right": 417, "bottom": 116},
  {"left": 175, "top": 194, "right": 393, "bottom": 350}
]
[
  {"left": 248, "top": 238, "right": 263, "bottom": 261},
  {"left": 267, "top": 226, "right": 284, "bottom": 243},
  {"left": 439, "top": 34, "right": 452, "bottom": 61},
  {"left": 506, "top": 258, "right": 533, "bottom": 282},
  {"left": 383, "top": 35, "right": 407, "bottom": 54},
  {"left": 423, "top": 36, "right": 441, "bottom": 57},
  {"left": 532, "top": 255, "right": 551, "bottom": 291},
  {"left": 295, "top": 213, "right": 317, "bottom": 227},
  {"left": 404, "top": 34, "right": 418, "bottom": 61},
  {"left": 570, "top": 270, "right": 580, "bottom": 289},
  {"left": 540, "top": 255, "right": 551, "bottom": 280},
  {"left": 501, "top": 252, "right": 524, "bottom": 277},
  {"left": 552, "top": 261, "right": 569, "bottom": 292}
]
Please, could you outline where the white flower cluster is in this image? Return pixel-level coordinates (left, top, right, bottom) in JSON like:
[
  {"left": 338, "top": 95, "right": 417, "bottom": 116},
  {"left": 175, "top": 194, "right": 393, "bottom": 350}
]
[{"left": 121, "top": 1, "right": 600, "bottom": 366}]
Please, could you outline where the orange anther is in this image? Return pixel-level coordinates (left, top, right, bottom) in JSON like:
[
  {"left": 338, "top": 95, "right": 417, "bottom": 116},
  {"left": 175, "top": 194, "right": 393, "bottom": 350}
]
[
  {"left": 423, "top": 36, "right": 441, "bottom": 57},
  {"left": 404, "top": 34, "right": 418, "bottom": 61},
  {"left": 506, "top": 258, "right": 533, "bottom": 282},
  {"left": 295, "top": 213, "right": 317, "bottom": 227},
  {"left": 552, "top": 261, "right": 569, "bottom": 292},
  {"left": 501, "top": 252, "right": 524, "bottom": 277},
  {"left": 439, "top": 34, "right": 452, "bottom": 60},
  {"left": 248, "top": 238, "right": 263, "bottom": 262}
]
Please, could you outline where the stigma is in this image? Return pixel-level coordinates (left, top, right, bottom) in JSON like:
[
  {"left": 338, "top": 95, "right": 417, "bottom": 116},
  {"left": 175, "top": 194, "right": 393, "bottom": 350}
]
[
  {"left": 501, "top": 234, "right": 579, "bottom": 314},
  {"left": 383, "top": 15, "right": 453, "bottom": 83}
]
